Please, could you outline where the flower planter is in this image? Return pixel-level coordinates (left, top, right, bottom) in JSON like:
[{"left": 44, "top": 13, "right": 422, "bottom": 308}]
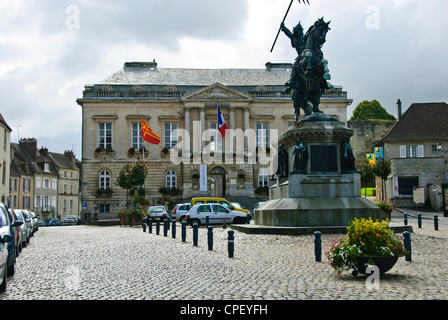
[{"left": 352, "top": 255, "right": 399, "bottom": 276}]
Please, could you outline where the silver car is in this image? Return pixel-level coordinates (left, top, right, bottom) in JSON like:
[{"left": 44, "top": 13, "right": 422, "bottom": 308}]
[
  {"left": 172, "top": 203, "right": 191, "bottom": 222},
  {"left": 0, "top": 206, "right": 14, "bottom": 293},
  {"left": 147, "top": 206, "right": 168, "bottom": 221},
  {"left": 15, "top": 210, "right": 31, "bottom": 247}
]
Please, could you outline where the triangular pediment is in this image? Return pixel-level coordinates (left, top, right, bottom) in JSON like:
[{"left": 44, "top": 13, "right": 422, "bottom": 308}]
[{"left": 181, "top": 83, "right": 253, "bottom": 101}]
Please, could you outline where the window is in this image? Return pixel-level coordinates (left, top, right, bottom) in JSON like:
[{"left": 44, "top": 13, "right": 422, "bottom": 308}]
[
  {"left": 132, "top": 122, "right": 143, "bottom": 150},
  {"left": 99, "top": 171, "right": 111, "bottom": 190},
  {"left": 0, "top": 206, "right": 7, "bottom": 227},
  {"left": 166, "top": 170, "right": 177, "bottom": 189},
  {"left": 164, "top": 123, "right": 178, "bottom": 148},
  {"left": 400, "top": 145, "right": 424, "bottom": 158},
  {"left": 210, "top": 123, "right": 224, "bottom": 152},
  {"left": 99, "top": 204, "right": 110, "bottom": 214},
  {"left": 256, "top": 123, "right": 270, "bottom": 149},
  {"left": 258, "top": 169, "right": 269, "bottom": 187},
  {"left": 197, "top": 205, "right": 212, "bottom": 213},
  {"left": 98, "top": 123, "right": 112, "bottom": 150},
  {"left": 44, "top": 179, "right": 49, "bottom": 189}
]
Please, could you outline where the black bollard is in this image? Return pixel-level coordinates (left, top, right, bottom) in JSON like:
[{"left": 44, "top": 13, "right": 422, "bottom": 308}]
[
  {"left": 156, "top": 220, "right": 160, "bottom": 235},
  {"left": 404, "top": 213, "right": 408, "bottom": 226},
  {"left": 228, "top": 230, "right": 234, "bottom": 258},
  {"left": 207, "top": 226, "right": 213, "bottom": 251},
  {"left": 193, "top": 222, "right": 198, "bottom": 246},
  {"left": 246, "top": 214, "right": 251, "bottom": 224},
  {"left": 206, "top": 216, "right": 209, "bottom": 228},
  {"left": 403, "top": 231, "right": 411, "bottom": 262},
  {"left": 418, "top": 214, "right": 422, "bottom": 229},
  {"left": 181, "top": 221, "right": 187, "bottom": 242},
  {"left": 142, "top": 217, "right": 147, "bottom": 232},
  {"left": 314, "top": 231, "right": 322, "bottom": 262},
  {"left": 172, "top": 219, "right": 176, "bottom": 238},
  {"left": 434, "top": 215, "right": 439, "bottom": 231},
  {"left": 163, "top": 219, "right": 169, "bottom": 237},
  {"left": 148, "top": 218, "right": 153, "bottom": 234}
]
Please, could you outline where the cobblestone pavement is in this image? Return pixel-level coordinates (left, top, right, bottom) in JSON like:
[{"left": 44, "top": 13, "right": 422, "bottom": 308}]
[{"left": 1, "top": 214, "right": 447, "bottom": 302}]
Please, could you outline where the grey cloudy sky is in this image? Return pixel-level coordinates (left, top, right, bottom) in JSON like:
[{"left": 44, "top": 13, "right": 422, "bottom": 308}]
[{"left": 1, "top": 0, "right": 447, "bottom": 156}]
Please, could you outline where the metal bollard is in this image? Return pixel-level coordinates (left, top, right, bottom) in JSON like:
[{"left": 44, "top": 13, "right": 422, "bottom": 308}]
[
  {"left": 156, "top": 220, "right": 160, "bottom": 235},
  {"left": 418, "top": 214, "right": 422, "bottom": 228},
  {"left": 193, "top": 222, "right": 198, "bottom": 246},
  {"left": 206, "top": 216, "right": 209, "bottom": 228},
  {"left": 172, "top": 219, "right": 176, "bottom": 238},
  {"left": 142, "top": 217, "right": 147, "bottom": 232},
  {"left": 228, "top": 230, "right": 234, "bottom": 258},
  {"left": 434, "top": 215, "right": 439, "bottom": 231},
  {"left": 314, "top": 231, "right": 322, "bottom": 262},
  {"left": 404, "top": 213, "right": 408, "bottom": 226},
  {"left": 163, "top": 219, "right": 168, "bottom": 237},
  {"left": 207, "top": 226, "right": 213, "bottom": 251},
  {"left": 403, "top": 231, "right": 411, "bottom": 262},
  {"left": 148, "top": 218, "right": 153, "bottom": 234},
  {"left": 181, "top": 221, "right": 187, "bottom": 242},
  {"left": 246, "top": 214, "right": 251, "bottom": 224}
]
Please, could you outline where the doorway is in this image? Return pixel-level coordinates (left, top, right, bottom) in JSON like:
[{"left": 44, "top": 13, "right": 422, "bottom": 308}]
[{"left": 210, "top": 166, "right": 226, "bottom": 197}]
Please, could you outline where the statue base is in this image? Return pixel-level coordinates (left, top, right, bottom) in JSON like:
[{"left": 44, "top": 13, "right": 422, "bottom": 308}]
[{"left": 253, "top": 113, "right": 382, "bottom": 231}]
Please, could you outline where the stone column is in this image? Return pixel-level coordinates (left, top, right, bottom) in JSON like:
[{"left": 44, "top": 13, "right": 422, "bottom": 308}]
[
  {"left": 200, "top": 107, "right": 206, "bottom": 149},
  {"left": 244, "top": 107, "right": 250, "bottom": 151},
  {"left": 184, "top": 107, "right": 191, "bottom": 153},
  {"left": 229, "top": 107, "right": 235, "bottom": 130}
]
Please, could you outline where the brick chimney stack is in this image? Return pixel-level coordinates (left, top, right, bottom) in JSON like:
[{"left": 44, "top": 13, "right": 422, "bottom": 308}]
[
  {"left": 40, "top": 147, "right": 49, "bottom": 158},
  {"left": 19, "top": 138, "right": 38, "bottom": 161},
  {"left": 64, "top": 150, "right": 75, "bottom": 162}
]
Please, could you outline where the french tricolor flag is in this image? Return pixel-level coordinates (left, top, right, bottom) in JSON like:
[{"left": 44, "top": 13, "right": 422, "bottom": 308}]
[{"left": 217, "top": 105, "right": 228, "bottom": 137}]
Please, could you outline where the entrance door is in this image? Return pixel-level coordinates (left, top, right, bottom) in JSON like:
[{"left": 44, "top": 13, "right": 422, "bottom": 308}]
[
  {"left": 210, "top": 167, "right": 226, "bottom": 197},
  {"left": 442, "top": 183, "right": 448, "bottom": 217}
]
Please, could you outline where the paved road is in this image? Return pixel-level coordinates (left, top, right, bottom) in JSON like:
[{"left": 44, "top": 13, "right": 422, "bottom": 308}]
[{"left": 1, "top": 213, "right": 447, "bottom": 306}]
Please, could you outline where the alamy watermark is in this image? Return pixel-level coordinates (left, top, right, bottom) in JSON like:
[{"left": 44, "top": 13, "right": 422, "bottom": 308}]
[
  {"left": 66, "top": 5, "right": 80, "bottom": 30},
  {"left": 365, "top": 5, "right": 380, "bottom": 30},
  {"left": 167, "top": 123, "right": 279, "bottom": 175}
]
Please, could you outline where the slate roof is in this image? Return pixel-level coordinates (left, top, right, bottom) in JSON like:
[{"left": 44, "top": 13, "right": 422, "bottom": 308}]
[
  {"left": 381, "top": 102, "right": 448, "bottom": 142},
  {"left": 99, "top": 66, "right": 291, "bottom": 86}
]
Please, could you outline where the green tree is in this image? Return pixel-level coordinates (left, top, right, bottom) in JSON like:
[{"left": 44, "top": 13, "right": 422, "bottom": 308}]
[
  {"left": 116, "top": 160, "right": 148, "bottom": 208},
  {"left": 357, "top": 160, "right": 376, "bottom": 197},
  {"left": 350, "top": 100, "right": 396, "bottom": 121},
  {"left": 373, "top": 159, "right": 392, "bottom": 202}
]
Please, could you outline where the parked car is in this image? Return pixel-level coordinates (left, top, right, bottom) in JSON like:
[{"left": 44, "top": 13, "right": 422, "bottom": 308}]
[
  {"left": 0, "top": 232, "right": 13, "bottom": 294},
  {"left": 191, "top": 197, "right": 251, "bottom": 217},
  {"left": 7, "top": 209, "right": 23, "bottom": 257},
  {"left": 63, "top": 215, "right": 79, "bottom": 225},
  {"left": 28, "top": 211, "right": 39, "bottom": 233},
  {"left": 15, "top": 210, "right": 31, "bottom": 247},
  {"left": 172, "top": 203, "right": 191, "bottom": 222},
  {"left": 147, "top": 206, "right": 168, "bottom": 221},
  {"left": 44, "top": 218, "right": 61, "bottom": 226},
  {"left": 186, "top": 204, "right": 248, "bottom": 226},
  {"left": 0, "top": 203, "right": 15, "bottom": 293}
]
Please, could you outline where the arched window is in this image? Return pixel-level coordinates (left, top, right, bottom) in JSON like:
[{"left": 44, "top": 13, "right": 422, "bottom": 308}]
[
  {"left": 166, "top": 170, "right": 177, "bottom": 189},
  {"left": 258, "top": 169, "right": 269, "bottom": 187},
  {"left": 99, "top": 171, "right": 111, "bottom": 190}
]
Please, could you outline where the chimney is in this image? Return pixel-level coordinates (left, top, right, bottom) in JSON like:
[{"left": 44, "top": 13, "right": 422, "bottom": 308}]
[
  {"left": 65, "top": 150, "right": 75, "bottom": 162},
  {"left": 40, "top": 147, "right": 49, "bottom": 158},
  {"left": 19, "top": 138, "right": 38, "bottom": 161},
  {"left": 397, "top": 99, "right": 402, "bottom": 121}
]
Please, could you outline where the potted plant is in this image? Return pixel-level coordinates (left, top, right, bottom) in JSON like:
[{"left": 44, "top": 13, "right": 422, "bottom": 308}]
[
  {"left": 117, "top": 209, "right": 147, "bottom": 227},
  {"left": 325, "top": 217, "right": 407, "bottom": 277}
]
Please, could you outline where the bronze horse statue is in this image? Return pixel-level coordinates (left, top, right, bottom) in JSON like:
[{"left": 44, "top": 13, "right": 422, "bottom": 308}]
[{"left": 281, "top": 18, "right": 332, "bottom": 121}]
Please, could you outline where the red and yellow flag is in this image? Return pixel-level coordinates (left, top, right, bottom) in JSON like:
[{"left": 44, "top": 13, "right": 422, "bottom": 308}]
[{"left": 141, "top": 118, "right": 161, "bottom": 145}]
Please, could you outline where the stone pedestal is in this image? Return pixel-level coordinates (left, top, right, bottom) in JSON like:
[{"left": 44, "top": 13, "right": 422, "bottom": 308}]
[{"left": 254, "top": 113, "right": 382, "bottom": 228}]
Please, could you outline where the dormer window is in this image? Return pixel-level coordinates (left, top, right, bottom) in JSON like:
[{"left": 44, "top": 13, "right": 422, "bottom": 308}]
[{"left": 44, "top": 163, "right": 50, "bottom": 173}]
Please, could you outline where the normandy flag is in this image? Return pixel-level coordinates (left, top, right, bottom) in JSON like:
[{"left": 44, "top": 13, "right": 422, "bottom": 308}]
[
  {"left": 141, "top": 118, "right": 161, "bottom": 145},
  {"left": 217, "top": 104, "right": 228, "bottom": 138}
]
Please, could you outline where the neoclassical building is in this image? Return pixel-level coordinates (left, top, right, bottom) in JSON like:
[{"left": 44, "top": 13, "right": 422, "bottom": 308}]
[{"left": 77, "top": 61, "right": 352, "bottom": 218}]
